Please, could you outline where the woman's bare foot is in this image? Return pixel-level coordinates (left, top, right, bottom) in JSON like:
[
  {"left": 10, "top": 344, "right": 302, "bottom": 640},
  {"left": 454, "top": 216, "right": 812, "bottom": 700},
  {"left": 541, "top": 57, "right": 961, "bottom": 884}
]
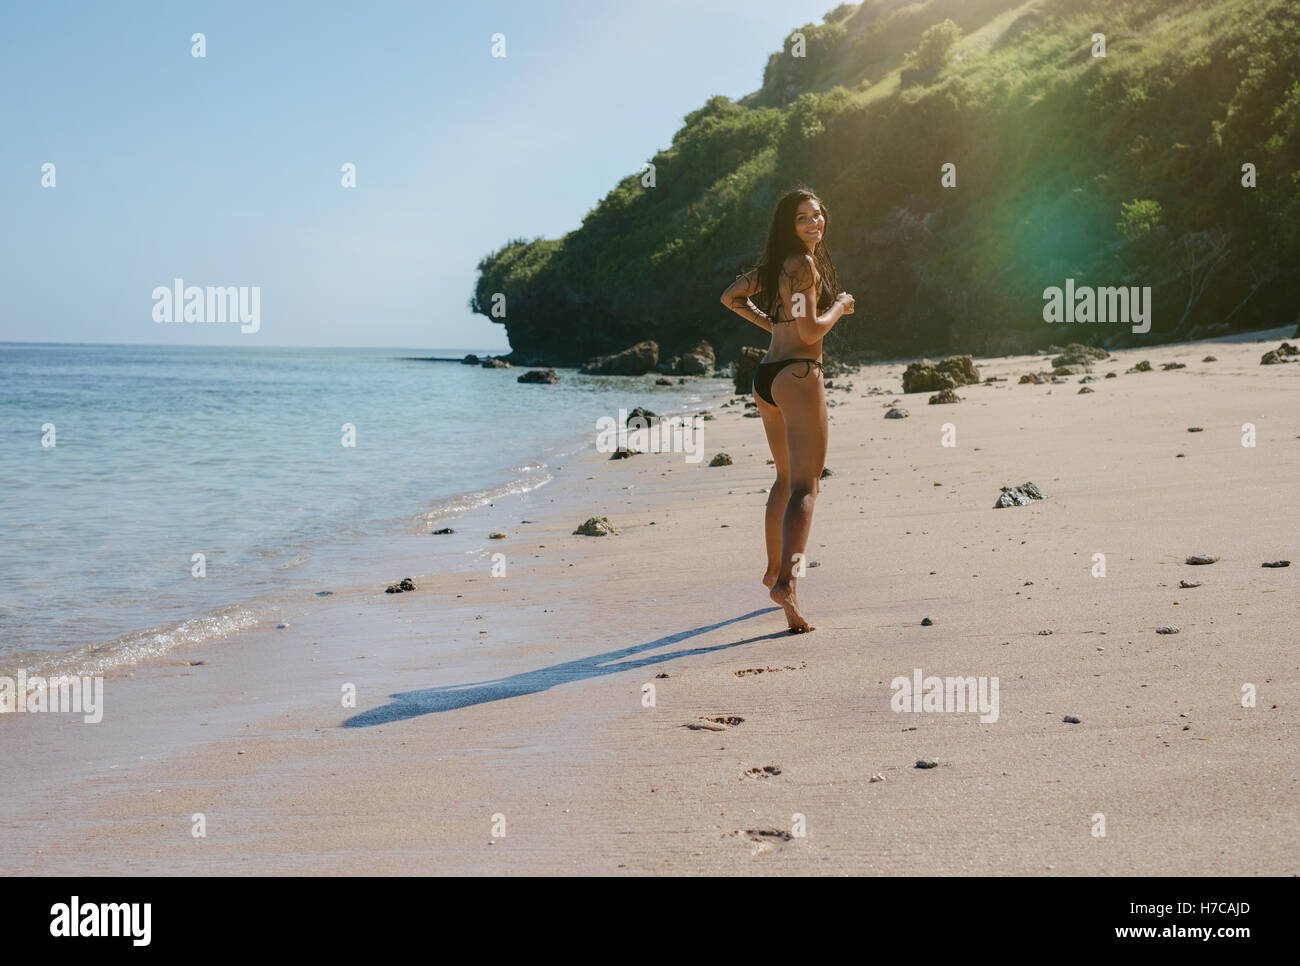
[{"left": 770, "top": 580, "right": 814, "bottom": 633}]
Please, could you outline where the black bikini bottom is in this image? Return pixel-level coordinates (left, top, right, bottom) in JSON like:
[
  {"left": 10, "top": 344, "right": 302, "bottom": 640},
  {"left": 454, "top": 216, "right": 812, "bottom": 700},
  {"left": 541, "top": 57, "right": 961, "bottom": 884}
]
[{"left": 752, "top": 358, "right": 823, "bottom": 406}]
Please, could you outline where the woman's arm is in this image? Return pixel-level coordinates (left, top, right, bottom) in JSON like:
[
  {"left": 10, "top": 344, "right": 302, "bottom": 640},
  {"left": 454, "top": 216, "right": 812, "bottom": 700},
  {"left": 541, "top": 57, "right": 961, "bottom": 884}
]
[{"left": 720, "top": 271, "right": 774, "bottom": 333}]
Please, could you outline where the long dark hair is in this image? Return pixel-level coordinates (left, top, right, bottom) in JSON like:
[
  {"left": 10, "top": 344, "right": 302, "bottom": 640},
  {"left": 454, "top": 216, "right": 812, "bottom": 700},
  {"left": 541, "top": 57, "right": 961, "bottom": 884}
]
[{"left": 743, "top": 185, "right": 839, "bottom": 321}]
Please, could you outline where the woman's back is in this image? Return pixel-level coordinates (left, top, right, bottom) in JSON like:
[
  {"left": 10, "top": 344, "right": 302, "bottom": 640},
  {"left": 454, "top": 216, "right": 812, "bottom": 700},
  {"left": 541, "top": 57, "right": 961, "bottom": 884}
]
[{"left": 766, "top": 256, "right": 830, "bottom": 360}]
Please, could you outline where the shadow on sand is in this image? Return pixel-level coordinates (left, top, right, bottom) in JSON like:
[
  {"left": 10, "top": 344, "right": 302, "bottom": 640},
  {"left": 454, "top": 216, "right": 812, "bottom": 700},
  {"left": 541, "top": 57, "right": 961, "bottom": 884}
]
[{"left": 342, "top": 607, "right": 787, "bottom": 727}]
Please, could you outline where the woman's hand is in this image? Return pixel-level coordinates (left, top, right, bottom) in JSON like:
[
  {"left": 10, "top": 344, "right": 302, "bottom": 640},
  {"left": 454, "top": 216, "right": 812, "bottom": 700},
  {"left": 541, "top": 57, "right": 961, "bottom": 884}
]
[{"left": 836, "top": 292, "right": 855, "bottom": 315}]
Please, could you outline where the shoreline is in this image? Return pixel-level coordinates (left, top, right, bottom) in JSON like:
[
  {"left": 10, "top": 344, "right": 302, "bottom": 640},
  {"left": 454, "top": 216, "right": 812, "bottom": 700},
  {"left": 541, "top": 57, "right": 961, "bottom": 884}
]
[
  {"left": 2, "top": 372, "right": 732, "bottom": 681},
  {"left": 2, "top": 328, "right": 1296, "bottom": 875}
]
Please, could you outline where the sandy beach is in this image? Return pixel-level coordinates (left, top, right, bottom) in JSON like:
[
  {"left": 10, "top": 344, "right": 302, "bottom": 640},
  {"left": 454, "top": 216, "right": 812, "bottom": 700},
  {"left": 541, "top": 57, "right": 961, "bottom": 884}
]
[{"left": 2, "top": 328, "right": 1297, "bottom": 876}]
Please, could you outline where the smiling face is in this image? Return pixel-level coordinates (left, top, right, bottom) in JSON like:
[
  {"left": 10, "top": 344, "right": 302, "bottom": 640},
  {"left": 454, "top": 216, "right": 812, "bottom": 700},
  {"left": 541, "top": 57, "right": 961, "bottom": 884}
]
[{"left": 793, "top": 198, "right": 825, "bottom": 251}]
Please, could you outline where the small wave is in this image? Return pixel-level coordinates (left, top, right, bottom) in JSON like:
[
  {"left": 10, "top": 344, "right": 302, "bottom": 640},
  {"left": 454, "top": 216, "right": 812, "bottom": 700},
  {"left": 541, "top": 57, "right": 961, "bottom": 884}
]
[
  {"left": 0, "top": 603, "right": 265, "bottom": 679},
  {"left": 413, "top": 472, "right": 555, "bottom": 533}
]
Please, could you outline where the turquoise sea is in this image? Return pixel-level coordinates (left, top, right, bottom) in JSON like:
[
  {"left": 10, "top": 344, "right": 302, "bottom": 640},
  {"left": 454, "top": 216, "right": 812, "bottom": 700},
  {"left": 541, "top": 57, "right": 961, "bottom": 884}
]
[{"left": 0, "top": 343, "right": 727, "bottom": 674}]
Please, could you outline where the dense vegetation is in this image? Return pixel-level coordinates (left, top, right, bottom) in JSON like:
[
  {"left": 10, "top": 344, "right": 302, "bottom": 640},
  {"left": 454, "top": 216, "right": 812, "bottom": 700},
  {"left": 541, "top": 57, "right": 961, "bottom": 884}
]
[{"left": 471, "top": 0, "right": 1300, "bottom": 366}]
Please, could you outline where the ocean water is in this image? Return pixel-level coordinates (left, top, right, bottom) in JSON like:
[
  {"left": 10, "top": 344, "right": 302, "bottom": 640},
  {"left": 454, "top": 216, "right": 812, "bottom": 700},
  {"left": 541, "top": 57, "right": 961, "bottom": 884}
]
[{"left": 0, "top": 343, "right": 728, "bottom": 674}]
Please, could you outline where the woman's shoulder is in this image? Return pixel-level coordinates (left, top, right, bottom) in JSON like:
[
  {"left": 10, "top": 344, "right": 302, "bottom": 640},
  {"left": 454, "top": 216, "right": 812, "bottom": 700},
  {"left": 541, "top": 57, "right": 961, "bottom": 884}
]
[{"left": 779, "top": 253, "right": 818, "bottom": 286}]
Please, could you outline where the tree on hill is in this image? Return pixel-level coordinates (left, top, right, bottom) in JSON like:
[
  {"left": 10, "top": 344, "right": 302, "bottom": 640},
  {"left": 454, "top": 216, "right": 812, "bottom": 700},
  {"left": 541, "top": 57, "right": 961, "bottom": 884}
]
[{"left": 903, "top": 18, "right": 962, "bottom": 72}]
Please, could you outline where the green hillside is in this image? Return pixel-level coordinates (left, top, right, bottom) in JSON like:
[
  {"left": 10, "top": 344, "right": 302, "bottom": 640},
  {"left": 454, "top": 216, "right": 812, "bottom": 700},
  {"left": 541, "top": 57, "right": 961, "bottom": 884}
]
[{"left": 471, "top": 0, "right": 1300, "bottom": 367}]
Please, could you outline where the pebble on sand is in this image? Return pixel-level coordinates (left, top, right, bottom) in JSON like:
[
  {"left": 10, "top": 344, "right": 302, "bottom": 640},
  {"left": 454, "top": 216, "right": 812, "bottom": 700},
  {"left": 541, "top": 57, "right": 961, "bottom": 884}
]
[
  {"left": 915, "top": 758, "right": 939, "bottom": 769},
  {"left": 573, "top": 517, "right": 617, "bottom": 536},
  {"left": 384, "top": 577, "right": 416, "bottom": 594},
  {"left": 1185, "top": 554, "right": 1219, "bottom": 565},
  {"left": 489, "top": 532, "right": 507, "bottom": 539},
  {"left": 1187, "top": 426, "right": 1203, "bottom": 432},
  {"left": 994, "top": 482, "right": 1047, "bottom": 508},
  {"left": 1261, "top": 560, "right": 1291, "bottom": 568},
  {"left": 1063, "top": 715, "right": 1082, "bottom": 724},
  {"left": 709, "top": 453, "right": 733, "bottom": 467},
  {"left": 1179, "top": 579, "right": 1202, "bottom": 588},
  {"left": 884, "top": 407, "right": 909, "bottom": 418},
  {"left": 921, "top": 617, "right": 934, "bottom": 626},
  {"left": 1156, "top": 626, "right": 1181, "bottom": 634}
]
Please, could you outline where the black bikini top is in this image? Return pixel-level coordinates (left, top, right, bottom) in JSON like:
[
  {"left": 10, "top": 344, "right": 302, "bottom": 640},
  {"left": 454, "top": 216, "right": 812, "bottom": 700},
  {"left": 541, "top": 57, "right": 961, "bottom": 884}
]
[{"left": 773, "top": 275, "right": 830, "bottom": 323}]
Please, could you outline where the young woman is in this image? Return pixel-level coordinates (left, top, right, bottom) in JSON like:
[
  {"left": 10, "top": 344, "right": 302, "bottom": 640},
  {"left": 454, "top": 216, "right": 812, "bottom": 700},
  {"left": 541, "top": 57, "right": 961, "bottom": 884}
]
[{"left": 719, "top": 187, "right": 854, "bottom": 633}]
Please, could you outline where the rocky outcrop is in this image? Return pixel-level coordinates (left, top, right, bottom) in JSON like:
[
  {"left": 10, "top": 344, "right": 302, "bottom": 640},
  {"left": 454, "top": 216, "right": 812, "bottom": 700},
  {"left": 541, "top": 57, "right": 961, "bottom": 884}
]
[
  {"left": 461, "top": 354, "right": 479, "bottom": 365},
  {"left": 902, "top": 354, "right": 980, "bottom": 393},
  {"left": 1051, "top": 343, "right": 1109, "bottom": 368},
  {"left": 481, "top": 357, "right": 512, "bottom": 368},
  {"left": 1260, "top": 342, "right": 1298, "bottom": 364},
  {"left": 580, "top": 340, "right": 659, "bottom": 375},
  {"left": 517, "top": 368, "right": 559, "bottom": 384},
  {"left": 678, "top": 340, "right": 716, "bottom": 375}
]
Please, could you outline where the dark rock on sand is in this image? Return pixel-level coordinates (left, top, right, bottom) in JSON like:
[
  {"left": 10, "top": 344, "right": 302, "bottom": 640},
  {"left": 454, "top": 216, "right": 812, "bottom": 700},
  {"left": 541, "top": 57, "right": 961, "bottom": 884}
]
[
  {"left": 432, "top": 527, "right": 454, "bottom": 534},
  {"left": 610, "top": 447, "right": 638, "bottom": 460},
  {"left": 517, "top": 368, "right": 559, "bottom": 384},
  {"left": 1156, "top": 626, "right": 1180, "bottom": 634},
  {"left": 903, "top": 355, "right": 980, "bottom": 393},
  {"left": 1185, "top": 554, "right": 1219, "bottom": 565},
  {"left": 1179, "top": 579, "right": 1202, "bottom": 588},
  {"left": 734, "top": 346, "right": 766, "bottom": 395},
  {"left": 1063, "top": 714, "right": 1082, "bottom": 724},
  {"left": 1188, "top": 426, "right": 1204, "bottom": 432},
  {"left": 1261, "top": 560, "right": 1291, "bottom": 568},
  {"left": 1162, "top": 361, "right": 1186, "bottom": 370},
  {"left": 1019, "top": 372, "right": 1044, "bottom": 384},
  {"left": 929, "top": 388, "right": 963, "bottom": 404},
  {"left": 710, "top": 453, "right": 734, "bottom": 467},
  {"left": 573, "top": 516, "right": 617, "bottom": 536},
  {"left": 580, "top": 340, "right": 659, "bottom": 375},
  {"left": 915, "top": 757, "right": 939, "bottom": 769},
  {"left": 678, "top": 340, "right": 716, "bottom": 375},
  {"left": 884, "top": 407, "right": 909, "bottom": 418},
  {"left": 1203, "top": 355, "right": 1217, "bottom": 362},
  {"left": 626, "top": 406, "right": 658, "bottom": 426},
  {"left": 820, "top": 467, "right": 833, "bottom": 478},
  {"left": 1260, "top": 342, "right": 1299, "bottom": 364},
  {"left": 489, "top": 532, "right": 506, "bottom": 539},
  {"left": 384, "top": 577, "right": 416, "bottom": 593},
  {"left": 1051, "top": 344, "right": 1109, "bottom": 368},
  {"left": 654, "top": 377, "right": 673, "bottom": 386},
  {"left": 1105, "top": 371, "right": 1117, "bottom": 378},
  {"left": 994, "top": 482, "right": 1046, "bottom": 508},
  {"left": 1130, "top": 360, "right": 1152, "bottom": 372},
  {"left": 1078, "top": 386, "right": 1094, "bottom": 394},
  {"left": 921, "top": 617, "right": 934, "bottom": 626}
]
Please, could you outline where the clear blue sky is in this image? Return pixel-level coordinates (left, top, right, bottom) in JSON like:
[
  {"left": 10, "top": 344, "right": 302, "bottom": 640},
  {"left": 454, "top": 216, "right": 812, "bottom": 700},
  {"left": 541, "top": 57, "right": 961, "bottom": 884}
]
[{"left": 1, "top": 0, "right": 836, "bottom": 349}]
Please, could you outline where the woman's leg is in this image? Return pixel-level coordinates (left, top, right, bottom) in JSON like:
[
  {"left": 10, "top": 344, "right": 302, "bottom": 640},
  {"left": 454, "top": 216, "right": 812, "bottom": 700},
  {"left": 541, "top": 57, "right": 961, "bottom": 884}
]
[
  {"left": 755, "top": 387, "right": 790, "bottom": 590},
  {"left": 768, "top": 362, "right": 828, "bottom": 632}
]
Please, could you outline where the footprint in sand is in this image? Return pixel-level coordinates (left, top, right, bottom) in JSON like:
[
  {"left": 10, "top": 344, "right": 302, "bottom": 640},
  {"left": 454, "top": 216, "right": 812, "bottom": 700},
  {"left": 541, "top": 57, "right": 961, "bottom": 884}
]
[
  {"left": 734, "top": 663, "right": 807, "bottom": 678},
  {"left": 742, "top": 765, "right": 782, "bottom": 780},
  {"left": 727, "top": 828, "right": 793, "bottom": 855}
]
